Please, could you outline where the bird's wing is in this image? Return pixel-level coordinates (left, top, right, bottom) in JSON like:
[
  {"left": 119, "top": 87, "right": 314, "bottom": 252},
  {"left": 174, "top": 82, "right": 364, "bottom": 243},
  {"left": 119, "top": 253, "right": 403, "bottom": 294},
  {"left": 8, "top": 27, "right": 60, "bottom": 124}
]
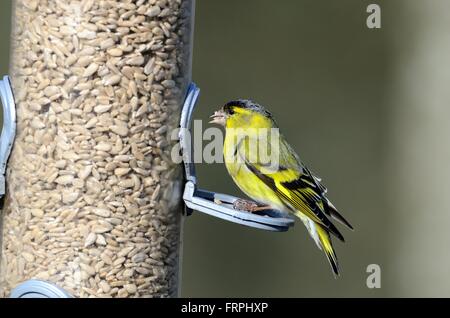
[
  {"left": 300, "top": 165, "right": 353, "bottom": 230},
  {"left": 238, "top": 134, "right": 346, "bottom": 241}
]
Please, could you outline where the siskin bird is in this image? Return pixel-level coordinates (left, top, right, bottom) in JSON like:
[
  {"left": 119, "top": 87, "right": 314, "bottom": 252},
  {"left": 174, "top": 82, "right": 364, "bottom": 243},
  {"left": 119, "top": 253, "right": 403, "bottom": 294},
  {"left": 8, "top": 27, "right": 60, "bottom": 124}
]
[{"left": 210, "top": 100, "right": 353, "bottom": 276}]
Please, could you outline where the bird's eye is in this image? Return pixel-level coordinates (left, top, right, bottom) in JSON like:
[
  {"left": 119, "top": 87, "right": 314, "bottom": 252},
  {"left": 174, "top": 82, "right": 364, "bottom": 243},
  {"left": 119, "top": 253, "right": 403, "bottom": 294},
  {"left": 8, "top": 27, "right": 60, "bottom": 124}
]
[{"left": 223, "top": 105, "right": 235, "bottom": 115}]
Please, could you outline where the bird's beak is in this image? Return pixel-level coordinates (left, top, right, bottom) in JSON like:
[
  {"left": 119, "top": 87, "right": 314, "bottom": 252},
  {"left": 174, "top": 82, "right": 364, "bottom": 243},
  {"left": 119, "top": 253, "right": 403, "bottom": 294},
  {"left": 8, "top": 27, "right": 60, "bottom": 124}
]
[{"left": 209, "top": 109, "right": 226, "bottom": 126}]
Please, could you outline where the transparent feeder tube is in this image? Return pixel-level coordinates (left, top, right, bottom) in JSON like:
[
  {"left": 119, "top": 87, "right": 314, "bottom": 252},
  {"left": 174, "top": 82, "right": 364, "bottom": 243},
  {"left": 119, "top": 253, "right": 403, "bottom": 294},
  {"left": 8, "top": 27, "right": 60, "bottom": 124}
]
[{"left": 0, "top": 0, "right": 194, "bottom": 298}]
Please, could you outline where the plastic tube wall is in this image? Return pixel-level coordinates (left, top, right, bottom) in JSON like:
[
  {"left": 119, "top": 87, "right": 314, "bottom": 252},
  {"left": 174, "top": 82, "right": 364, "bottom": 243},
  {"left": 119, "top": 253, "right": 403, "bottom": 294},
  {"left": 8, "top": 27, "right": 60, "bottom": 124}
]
[{"left": 0, "top": 0, "right": 194, "bottom": 298}]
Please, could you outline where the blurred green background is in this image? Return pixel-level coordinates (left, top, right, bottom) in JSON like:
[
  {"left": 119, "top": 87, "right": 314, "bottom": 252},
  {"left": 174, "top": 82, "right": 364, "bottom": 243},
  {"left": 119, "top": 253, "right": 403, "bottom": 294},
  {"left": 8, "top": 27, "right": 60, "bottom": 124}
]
[{"left": 2, "top": 0, "right": 450, "bottom": 297}]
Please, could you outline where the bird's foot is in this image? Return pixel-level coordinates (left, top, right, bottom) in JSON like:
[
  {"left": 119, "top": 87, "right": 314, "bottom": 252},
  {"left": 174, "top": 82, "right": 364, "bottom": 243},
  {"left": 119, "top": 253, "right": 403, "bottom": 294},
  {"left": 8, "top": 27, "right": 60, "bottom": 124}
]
[{"left": 233, "top": 199, "right": 272, "bottom": 213}]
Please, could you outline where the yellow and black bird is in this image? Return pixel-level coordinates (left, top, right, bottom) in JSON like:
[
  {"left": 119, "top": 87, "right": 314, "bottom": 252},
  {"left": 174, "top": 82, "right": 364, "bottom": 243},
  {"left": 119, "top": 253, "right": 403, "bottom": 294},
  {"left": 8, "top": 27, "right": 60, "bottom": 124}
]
[{"left": 210, "top": 100, "right": 353, "bottom": 276}]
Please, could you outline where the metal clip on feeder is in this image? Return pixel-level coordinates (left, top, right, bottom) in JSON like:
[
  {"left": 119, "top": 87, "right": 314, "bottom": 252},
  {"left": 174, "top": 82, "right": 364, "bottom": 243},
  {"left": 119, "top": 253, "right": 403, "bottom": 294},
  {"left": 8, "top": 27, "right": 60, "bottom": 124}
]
[
  {"left": 0, "top": 76, "right": 16, "bottom": 202},
  {"left": 180, "top": 83, "right": 295, "bottom": 232}
]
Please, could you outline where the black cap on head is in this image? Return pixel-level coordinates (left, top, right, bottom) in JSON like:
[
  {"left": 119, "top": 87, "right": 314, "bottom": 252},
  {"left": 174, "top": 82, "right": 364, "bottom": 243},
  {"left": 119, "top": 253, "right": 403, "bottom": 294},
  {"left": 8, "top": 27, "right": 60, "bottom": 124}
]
[{"left": 223, "top": 99, "right": 273, "bottom": 118}]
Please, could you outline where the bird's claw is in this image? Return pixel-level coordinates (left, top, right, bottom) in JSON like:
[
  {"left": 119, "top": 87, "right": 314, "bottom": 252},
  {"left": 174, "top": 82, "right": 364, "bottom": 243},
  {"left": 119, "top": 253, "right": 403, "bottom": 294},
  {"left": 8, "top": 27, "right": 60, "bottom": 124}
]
[{"left": 233, "top": 199, "right": 272, "bottom": 213}]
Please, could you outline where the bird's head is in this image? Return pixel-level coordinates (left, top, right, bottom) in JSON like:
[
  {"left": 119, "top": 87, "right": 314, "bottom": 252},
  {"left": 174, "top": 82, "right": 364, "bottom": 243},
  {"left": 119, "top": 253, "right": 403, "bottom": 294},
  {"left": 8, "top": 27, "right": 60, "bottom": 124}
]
[{"left": 210, "top": 100, "right": 275, "bottom": 129}]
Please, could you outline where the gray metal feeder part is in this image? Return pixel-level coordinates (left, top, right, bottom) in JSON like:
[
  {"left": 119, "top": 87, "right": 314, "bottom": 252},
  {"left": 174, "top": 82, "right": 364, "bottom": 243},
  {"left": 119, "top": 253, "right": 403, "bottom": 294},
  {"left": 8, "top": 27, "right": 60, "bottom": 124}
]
[
  {"left": 0, "top": 75, "right": 16, "bottom": 199},
  {"left": 10, "top": 280, "right": 72, "bottom": 298}
]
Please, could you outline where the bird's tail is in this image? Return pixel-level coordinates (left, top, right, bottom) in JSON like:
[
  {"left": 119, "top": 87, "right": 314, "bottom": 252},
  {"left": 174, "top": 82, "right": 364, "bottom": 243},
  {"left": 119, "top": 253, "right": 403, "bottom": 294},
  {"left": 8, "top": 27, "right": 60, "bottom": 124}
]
[{"left": 316, "top": 224, "right": 340, "bottom": 277}]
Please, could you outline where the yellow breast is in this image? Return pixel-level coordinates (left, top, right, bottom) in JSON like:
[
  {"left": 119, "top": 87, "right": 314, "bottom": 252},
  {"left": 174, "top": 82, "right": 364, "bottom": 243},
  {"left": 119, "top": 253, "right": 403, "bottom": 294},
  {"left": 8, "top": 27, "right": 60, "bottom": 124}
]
[{"left": 223, "top": 129, "right": 285, "bottom": 209}]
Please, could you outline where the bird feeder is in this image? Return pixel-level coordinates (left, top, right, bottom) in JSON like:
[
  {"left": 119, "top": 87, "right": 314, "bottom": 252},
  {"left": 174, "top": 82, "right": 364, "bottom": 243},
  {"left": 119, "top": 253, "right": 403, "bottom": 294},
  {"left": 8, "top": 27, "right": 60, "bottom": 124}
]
[
  {"left": 0, "top": 0, "right": 295, "bottom": 299},
  {"left": 0, "top": 0, "right": 194, "bottom": 298}
]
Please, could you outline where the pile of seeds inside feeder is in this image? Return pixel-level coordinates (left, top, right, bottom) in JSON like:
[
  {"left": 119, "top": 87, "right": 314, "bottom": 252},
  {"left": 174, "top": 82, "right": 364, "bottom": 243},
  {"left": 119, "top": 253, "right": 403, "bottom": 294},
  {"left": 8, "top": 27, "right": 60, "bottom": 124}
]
[{"left": 0, "top": 0, "right": 192, "bottom": 298}]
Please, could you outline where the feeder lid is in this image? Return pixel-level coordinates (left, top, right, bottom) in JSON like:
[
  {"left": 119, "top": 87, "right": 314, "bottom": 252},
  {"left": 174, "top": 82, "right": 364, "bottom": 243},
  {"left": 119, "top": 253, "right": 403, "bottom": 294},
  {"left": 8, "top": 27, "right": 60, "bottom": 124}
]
[
  {"left": 10, "top": 280, "right": 72, "bottom": 298},
  {"left": 180, "top": 83, "right": 295, "bottom": 232},
  {"left": 0, "top": 75, "right": 16, "bottom": 198}
]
